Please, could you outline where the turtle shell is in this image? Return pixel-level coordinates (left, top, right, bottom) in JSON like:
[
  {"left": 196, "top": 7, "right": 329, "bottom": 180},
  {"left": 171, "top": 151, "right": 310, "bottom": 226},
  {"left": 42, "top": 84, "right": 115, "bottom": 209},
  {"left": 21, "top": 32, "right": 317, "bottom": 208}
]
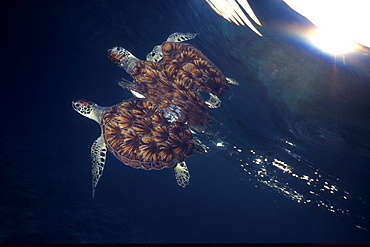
[
  {"left": 102, "top": 98, "right": 195, "bottom": 170},
  {"left": 127, "top": 42, "right": 229, "bottom": 127},
  {"left": 160, "top": 42, "right": 229, "bottom": 97}
]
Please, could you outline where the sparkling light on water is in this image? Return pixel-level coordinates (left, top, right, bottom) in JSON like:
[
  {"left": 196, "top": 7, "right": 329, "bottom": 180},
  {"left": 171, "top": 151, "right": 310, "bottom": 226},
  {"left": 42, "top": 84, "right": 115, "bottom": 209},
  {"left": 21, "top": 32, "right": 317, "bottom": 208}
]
[{"left": 195, "top": 129, "right": 368, "bottom": 231}]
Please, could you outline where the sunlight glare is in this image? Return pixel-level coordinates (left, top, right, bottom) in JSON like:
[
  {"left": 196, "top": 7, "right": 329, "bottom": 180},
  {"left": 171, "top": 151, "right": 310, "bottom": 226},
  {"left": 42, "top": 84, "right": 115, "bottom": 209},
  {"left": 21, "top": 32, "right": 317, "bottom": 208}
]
[
  {"left": 284, "top": 0, "right": 369, "bottom": 54},
  {"left": 309, "top": 28, "right": 358, "bottom": 55},
  {"left": 205, "top": 0, "right": 370, "bottom": 54}
]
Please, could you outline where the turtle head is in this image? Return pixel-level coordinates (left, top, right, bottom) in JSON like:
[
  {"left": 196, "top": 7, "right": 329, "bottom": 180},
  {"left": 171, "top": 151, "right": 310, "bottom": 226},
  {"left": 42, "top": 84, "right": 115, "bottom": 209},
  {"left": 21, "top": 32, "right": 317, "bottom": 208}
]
[
  {"left": 72, "top": 99, "right": 106, "bottom": 124},
  {"left": 108, "top": 46, "right": 139, "bottom": 74}
]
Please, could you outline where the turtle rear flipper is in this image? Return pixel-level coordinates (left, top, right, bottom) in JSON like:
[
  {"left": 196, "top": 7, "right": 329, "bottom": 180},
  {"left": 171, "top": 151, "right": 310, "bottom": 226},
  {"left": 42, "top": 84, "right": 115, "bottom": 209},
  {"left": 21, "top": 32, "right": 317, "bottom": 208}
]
[
  {"left": 226, "top": 77, "right": 239, "bottom": 85},
  {"left": 91, "top": 135, "right": 107, "bottom": 198},
  {"left": 205, "top": 93, "right": 221, "bottom": 108},
  {"left": 174, "top": 161, "right": 190, "bottom": 188}
]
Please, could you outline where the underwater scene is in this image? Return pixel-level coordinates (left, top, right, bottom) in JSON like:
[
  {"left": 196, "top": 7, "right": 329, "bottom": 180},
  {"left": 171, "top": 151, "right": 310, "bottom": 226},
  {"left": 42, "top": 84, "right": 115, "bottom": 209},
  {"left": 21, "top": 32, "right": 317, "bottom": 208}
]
[{"left": 1, "top": 0, "right": 370, "bottom": 243}]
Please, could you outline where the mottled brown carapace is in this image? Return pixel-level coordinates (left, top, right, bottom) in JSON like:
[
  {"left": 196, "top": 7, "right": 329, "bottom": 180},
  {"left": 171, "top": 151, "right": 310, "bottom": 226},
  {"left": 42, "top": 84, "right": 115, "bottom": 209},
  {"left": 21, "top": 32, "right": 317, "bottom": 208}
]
[
  {"left": 102, "top": 99, "right": 195, "bottom": 170},
  {"left": 106, "top": 40, "right": 230, "bottom": 171},
  {"left": 126, "top": 42, "right": 229, "bottom": 127}
]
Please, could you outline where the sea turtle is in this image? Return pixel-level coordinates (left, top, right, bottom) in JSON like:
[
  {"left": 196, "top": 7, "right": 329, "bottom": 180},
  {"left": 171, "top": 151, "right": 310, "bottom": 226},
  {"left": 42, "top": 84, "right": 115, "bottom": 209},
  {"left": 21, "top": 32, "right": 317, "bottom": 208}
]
[
  {"left": 72, "top": 98, "right": 195, "bottom": 198},
  {"left": 107, "top": 32, "right": 235, "bottom": 127}
]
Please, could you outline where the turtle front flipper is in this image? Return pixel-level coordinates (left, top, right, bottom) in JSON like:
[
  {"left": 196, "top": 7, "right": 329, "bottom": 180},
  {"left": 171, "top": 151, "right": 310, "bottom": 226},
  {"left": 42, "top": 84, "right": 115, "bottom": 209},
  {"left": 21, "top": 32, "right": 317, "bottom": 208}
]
[
  {"left": 91, "top": 135, "right": 107, "bottom": 198},
  {"left": 174, "top": 161, "right": 190, "bottom": 188},
  {"left": 146, "top": 32, "right": 198, "bottom": 62},
  {"left": 166, "top": 32, "right": 198, "bottom": 43},
  {"left": 118, "top": 78, "right": 145, "bottom": 98}
]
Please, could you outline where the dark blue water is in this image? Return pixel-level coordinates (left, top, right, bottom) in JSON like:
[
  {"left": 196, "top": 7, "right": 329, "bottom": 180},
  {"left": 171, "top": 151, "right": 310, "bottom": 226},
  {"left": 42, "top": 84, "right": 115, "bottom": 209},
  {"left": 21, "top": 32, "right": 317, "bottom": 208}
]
[{"left": 1, "top": 0, "right": 369, "bottom": 243}]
